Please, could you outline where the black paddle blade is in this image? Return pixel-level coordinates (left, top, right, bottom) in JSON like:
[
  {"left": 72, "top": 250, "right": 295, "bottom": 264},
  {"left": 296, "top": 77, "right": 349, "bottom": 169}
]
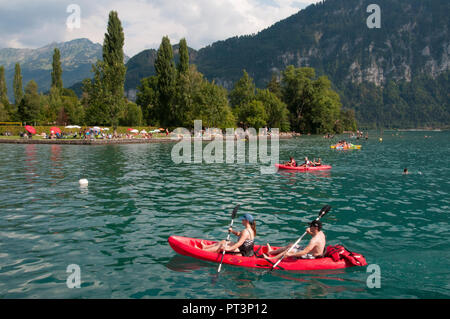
[
  {"left": 231, "top": 204, "right": 240, "bottom": 219},
  {"left": 318, "top": 205, "right": 332, "bottom": 218}
]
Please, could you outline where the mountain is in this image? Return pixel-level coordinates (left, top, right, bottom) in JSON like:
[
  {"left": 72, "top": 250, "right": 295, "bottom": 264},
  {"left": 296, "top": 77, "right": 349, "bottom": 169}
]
[
  {"left": 193, "top": 0, "right": 449, "bottom": 87},
  {"left": 122, "top": 0, "right": 450, "bottom": 128},
  {"left": 0, "top": 38, "right": 129, "bottom": 101}
]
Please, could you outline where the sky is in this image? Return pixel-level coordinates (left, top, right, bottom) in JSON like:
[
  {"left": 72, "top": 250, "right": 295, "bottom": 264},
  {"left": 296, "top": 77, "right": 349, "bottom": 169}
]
[{"left": 0, "top": 0, "right": 322, "bottom": 57}]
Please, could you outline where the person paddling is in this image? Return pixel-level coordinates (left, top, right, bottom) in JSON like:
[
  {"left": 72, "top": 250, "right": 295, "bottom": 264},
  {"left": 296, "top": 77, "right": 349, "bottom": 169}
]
[
  {"left": 312, "top": 158, "right": 322, "bottom": 166},
  {"left": 299, "top": 157, "right": 312, "bottom": 167},
  {"left": 201, "top": 213, "right": 256, "bottom": 257},
  {"left": 264, "top": 220, "right": 326, "bottom": 260},
  {"left": 284, "top": 157, "right": 297, "bottom": 167}
]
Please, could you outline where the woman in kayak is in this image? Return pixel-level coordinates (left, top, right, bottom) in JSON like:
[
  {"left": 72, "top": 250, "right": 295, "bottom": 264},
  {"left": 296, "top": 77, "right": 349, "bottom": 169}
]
[
  {"left": 264, "top": 220, "right": 326, "bottom": 260},
  {"left": 200, "top": 213, "right": 256, "bottom": 257},
  {"left": 284, "top": 157, "right": 297, "bottom": 167}
]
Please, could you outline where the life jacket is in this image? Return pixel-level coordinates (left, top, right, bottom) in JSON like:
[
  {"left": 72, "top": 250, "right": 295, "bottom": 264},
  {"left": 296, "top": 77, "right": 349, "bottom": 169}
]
[{"left": 325, "top": 244, "right": 367, "bottom": 266}]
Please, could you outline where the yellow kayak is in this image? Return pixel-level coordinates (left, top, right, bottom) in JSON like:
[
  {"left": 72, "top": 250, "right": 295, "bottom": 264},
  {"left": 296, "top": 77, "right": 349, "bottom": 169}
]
[{"left": 330, "top": 144, "right": 361, "bottom": 150}]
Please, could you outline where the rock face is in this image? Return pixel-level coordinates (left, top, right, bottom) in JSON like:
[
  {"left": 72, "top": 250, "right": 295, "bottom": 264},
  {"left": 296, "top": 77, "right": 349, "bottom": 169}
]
[{"left": 191, "top": 0, "right": 449, "bottom": 88}]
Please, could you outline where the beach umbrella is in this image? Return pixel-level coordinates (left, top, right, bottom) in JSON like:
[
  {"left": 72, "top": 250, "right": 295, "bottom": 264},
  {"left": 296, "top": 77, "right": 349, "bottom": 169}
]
[
  {"left": 127, "top": 128, "right": 134, "bottom": 131},
  {"left": 24, "top": 125, "right": 36, "bottom": 134},
  {"left": 130, "top": 129, "right": 139, "bottom": 133},
  {"left": 50, "top": 127, "right": 61, "bottom": 134},
  {"left": 93, "top": 126, "right": 101, "bottom": 131},
  {"left": 140, "top": 130, "right": 147, "bottom": 134},
  {"left": 102, "top": 128, "right": 109, "bottom": 131}
]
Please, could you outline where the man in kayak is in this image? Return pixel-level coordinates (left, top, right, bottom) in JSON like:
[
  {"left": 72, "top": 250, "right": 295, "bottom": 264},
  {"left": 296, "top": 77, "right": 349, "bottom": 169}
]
[
  {"left": 284, "top": 157, "right": 297, "bottom": 167},
  {"left": 264, "top": 220, "right": 326, "bottom": 260},
  {"left": 200, "top": 213, "right": 256, "bottom": 257},
  {"left": 312, "top": 158, "right": 322, "bottom": 166},
  {"left": 299, "top": 157, "right": 312, "bottom": 167}
]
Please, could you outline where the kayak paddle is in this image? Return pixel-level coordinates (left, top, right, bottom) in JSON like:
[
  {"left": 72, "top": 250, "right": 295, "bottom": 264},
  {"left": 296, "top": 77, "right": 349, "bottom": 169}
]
[
  {"left": 217, "top": 204, "right": 240, "bottom": 273},
  {"left": 270, "top": 205, "right": 331, "bottom": 271}
]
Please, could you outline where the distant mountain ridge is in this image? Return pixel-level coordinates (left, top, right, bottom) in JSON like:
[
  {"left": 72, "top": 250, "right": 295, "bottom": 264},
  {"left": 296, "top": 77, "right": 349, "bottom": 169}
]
[{"left": 0, "top": 38, "right": 129, "bottom": 101}]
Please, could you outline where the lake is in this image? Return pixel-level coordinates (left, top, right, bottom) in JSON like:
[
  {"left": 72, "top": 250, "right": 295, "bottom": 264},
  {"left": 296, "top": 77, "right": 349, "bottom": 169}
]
[{"left": 0, "top": 131, "right": 449, "bottom": 298}]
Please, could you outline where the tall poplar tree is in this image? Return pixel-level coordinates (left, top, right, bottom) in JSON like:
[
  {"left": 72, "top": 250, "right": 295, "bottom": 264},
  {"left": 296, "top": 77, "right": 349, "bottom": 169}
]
[
  {"left": 51, "top": 48, "right": 63, "bottom": 90},
  {"left": 102, "top": 10, "right": 126, "bottom": 129},
  {"left": 154, "top": 36, "right": 176, "bottom": 127},
  {"left": 0, "top": 66, "right": 8, "bottom": 103},
  {"left": 13, "top": 63, "right": 23, "bottom": 106},
  {"left": 177, "top": 38, "right": 189, "bottom": 74},
  {"left": 83, "top": 10, "right": 126, "bottom": 129},
  {"left": 0, "top": 66, "right": 11, "bottom": 120}
]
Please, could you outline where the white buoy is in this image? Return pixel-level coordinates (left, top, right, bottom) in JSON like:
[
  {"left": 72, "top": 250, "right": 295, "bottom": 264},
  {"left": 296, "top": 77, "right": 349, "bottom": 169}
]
[{"left": 79, "top": 178, "right": 88, "bottom": 186}]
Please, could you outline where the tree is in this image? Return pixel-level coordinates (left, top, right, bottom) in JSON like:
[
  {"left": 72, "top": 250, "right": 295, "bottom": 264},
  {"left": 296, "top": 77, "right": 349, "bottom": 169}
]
[
  {"left": 0, "top": 102, "right": 8, "bottom": 121},
  {"left": 309, "top": 76, "right": 342, "bottom": 134},
  {"left": 281, "top": 66, "right": 344, "bottom": 134},
  {"left": 119, "top": 102, "right": 143, "bottom": 126},
  {"left": 236, "top": 100, "right": 267, "bottom": 130},
  {"left": 136, "top": 76, "right": 158, "bottom": 125},
  {"left": 172, "top": 38, "right": 194, "bottom": 127},
  {"left": 82, "top": 11, "right": 126, "bottom": 129},
  {"left": 13, "top": 63, "right": 23, "bottom": 106},
  {"left": 0, "top": 66, "right": 11, "bottom": 120},
  {"left": 17, "top": 80, "right": 40, "bottom": 123},
  {"left": 102, "top": 10, "right": 127, "bottom": 129},
  {"left": 63, "top": 95, "right": 85, "bottom": 125},
  {"left": 194, "top": 80, "right": 235, "bottom": 129},
  {"left": 177, "top": 38, "right": 189, "bottom": 75},
  {"left": 255, "top": 89, "right": 290, "bottom": 131},
  {"left": 51, "top": 48, "right": 63, "bottom": 90},
  {"left": 155, "top": 36, "right": 176, "bottom": 127},
  {"left": 0, "top": 66, "right": 8, "bottom": 104},
  {"left": 46, "top": 86, "right": 63, "bottom": 123},
  {"left": 83, "top": 65, "right": 108, "bottom": 125},
  {"left": 266, "top": 74, "right": 283, "bottom": 100},
  {"left": 229, "top": 70, "right": 256, "bottom": 108},
  {"left": 339, "top": 109, "right": 357, "bottom": 132}
]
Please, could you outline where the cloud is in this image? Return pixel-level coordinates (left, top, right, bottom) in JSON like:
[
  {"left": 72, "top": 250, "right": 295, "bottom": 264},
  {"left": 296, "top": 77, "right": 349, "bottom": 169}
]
[{"left": 0, "top": 0, "right": 321, "bottom": 56}]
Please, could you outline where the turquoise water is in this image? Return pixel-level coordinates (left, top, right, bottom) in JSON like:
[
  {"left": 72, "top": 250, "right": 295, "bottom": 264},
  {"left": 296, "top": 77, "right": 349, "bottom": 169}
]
[{"left": 0, "top": 131, "right": 449, "bottom": 299}]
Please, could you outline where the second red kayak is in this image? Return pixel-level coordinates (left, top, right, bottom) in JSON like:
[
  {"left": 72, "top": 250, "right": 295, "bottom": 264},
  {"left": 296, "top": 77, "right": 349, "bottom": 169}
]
[{"left": 275, "top": 164, "right": 332, "bottom": 171}]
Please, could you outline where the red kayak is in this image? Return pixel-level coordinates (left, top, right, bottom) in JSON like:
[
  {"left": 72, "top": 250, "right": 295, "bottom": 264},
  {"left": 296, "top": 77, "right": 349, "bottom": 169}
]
[
  {"left": 168, "top": 235, "right": 364, "bottom": 271},
  {"left": 275, "top": 164, "right": 332, "bottom": 171}
]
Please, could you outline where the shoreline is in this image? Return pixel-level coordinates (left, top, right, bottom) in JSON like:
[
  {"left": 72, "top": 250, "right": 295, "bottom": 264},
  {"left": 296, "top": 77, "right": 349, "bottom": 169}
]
[
  {"left": 0, "top": 138, "right": 177, "bottom": 145},
  {"left": 0, "top": 135, "right": 294, "bottom": 145}
]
